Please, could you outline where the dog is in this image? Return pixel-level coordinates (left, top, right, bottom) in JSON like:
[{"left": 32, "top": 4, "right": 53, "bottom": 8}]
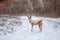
[{"left": 27, "top": 16, "right": 43, "bottom": 32}]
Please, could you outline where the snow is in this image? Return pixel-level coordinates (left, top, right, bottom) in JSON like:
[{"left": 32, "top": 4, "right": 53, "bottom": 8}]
[{"left": 0, "top": 16, "right": 60, "bottom": 40}]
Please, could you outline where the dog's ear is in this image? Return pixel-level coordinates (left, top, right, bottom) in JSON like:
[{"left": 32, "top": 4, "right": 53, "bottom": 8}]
[
  {"left": 27, "top": 16, "right": 31, "bottom": 19},
  {"left": 27, "top": 16, "right": 29, "bottom": 19},
  {"left": 29, "top": 16, "right": 31, "bottom": 19}
]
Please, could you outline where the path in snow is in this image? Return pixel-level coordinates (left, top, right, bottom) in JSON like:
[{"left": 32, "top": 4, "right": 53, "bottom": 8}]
[{"left": 0, "top": 16, "right": 60, "bottom": 40}]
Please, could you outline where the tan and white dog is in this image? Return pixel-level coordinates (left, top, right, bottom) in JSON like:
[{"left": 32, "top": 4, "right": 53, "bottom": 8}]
[{"left": 27, "top": 16, "right": 43, "bottom": 32}]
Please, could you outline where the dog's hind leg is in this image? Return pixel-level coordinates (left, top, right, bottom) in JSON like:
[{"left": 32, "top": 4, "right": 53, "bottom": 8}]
[{"left": 38, "top": 21, "right": 42, "bottom": 32}]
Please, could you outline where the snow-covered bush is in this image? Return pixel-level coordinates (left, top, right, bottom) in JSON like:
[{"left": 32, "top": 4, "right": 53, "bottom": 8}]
[{"left": 0, "top": 17, "right": 21, "bottom": 36}]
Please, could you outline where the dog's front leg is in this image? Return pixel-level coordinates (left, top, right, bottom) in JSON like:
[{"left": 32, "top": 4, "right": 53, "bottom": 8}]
[{"left": 31, "top": 24, "right": 34, "bottom": 32}]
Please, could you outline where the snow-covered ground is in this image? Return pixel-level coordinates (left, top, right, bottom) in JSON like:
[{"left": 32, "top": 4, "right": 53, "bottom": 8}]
[{"left": 0, "top": 16, "right": 60, "bottom": 40}]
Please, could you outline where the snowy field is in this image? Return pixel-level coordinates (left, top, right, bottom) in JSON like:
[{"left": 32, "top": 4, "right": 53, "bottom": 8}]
[{"left": 0, "top": 16, "right": 60, "bottom": 40}]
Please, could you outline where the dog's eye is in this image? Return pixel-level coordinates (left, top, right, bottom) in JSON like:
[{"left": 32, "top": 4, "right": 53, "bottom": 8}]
[{"left": 0, "top": 0, "right": 4, "bottom": 2}]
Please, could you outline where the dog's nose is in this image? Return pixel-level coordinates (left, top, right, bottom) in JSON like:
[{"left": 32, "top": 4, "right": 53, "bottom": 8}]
[{"left": 29, "top": 21, "right": 31, "bottom": 22}]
